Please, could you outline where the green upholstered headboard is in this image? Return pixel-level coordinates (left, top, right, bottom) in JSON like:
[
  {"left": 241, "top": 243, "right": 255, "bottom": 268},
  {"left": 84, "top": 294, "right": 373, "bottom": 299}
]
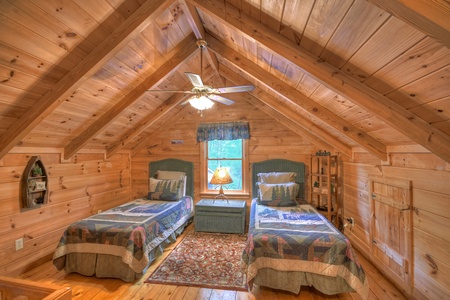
[
  {"left": 251, "top": 159, "right": 306, "bottom": 199},
  {"left": 149, "top": 158, "right": 194, "bottom": 198}
]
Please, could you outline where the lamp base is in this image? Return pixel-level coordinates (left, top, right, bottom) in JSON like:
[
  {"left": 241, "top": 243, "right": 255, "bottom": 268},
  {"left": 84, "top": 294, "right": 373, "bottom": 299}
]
[{"left": 213, "top": 186, "right": 229, "bottom": 203}]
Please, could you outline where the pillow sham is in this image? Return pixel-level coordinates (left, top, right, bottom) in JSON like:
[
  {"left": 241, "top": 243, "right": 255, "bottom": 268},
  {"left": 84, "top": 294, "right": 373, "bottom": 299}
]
[
  {"left": 156, "top": 170, "right": 185, "bottom": 180},
  {"left": 257, "top": 172, "right": 296, "bottom": 183},
  {"left": 257, "top": 182, "right": 299, "bottom": 207},
  {"left": 156, "top": 170, "right": 187, "bottom": 196},
  {"left": 148, "top": 178, "right": 184, "bottom": 201}
]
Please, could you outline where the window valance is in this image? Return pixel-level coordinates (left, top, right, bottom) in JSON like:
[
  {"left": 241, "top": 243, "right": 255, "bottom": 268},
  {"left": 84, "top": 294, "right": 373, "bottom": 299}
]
[{"left": 196, "top": 121, "right": 250, "bottom": 142}]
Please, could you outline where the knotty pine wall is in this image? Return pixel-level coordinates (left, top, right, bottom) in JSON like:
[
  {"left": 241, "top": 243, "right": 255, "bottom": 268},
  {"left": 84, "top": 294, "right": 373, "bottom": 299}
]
[
  {"left": 131, "top": 101, "right": 317, "bottom": 201},
  {"left": 1, "top": 99, "right": 448, "bottom": 300},
  {"left": 0, "top": 150, "right": 130, "bottom": 276},
  {"left": 343, "top": 147, "right": 450, "bottom": 299}
]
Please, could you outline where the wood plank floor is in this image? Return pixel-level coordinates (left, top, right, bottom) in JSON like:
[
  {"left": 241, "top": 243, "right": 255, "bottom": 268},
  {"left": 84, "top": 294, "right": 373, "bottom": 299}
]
[{"left": 17, "top": 224, "right": 406, "bottom": 300}]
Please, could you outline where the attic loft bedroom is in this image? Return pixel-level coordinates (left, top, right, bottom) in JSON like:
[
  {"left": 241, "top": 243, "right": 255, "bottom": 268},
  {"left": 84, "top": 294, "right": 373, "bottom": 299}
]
[{"left": 0, "top": 0, "right": 449, "bottom": 299}]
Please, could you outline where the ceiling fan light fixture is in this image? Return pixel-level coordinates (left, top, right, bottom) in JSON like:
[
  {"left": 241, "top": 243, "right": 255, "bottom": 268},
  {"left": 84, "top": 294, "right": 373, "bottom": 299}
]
[{"left": 188, "top": 96, "right": 214, "bottom": 111}]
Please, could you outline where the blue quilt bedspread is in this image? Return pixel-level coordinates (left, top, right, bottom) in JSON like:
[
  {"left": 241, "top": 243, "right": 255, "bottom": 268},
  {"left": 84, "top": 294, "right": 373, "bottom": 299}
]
[
  {"left": 53, "top": 197, "right": 193, "bottom": 273},
  {"left": 242, "top": 199, "right": 368, "bottom": 299}
]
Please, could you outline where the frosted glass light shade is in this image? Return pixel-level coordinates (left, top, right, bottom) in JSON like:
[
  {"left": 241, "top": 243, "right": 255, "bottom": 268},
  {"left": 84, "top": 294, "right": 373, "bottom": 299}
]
[{"left": 188, "top": 96, "right": 214, "bottom": 110}]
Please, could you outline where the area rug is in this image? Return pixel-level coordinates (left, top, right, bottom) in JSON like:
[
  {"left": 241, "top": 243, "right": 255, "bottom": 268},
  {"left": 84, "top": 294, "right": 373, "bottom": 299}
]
[{"left": 146, "top": 231, "right": 248, "bottom": 291}]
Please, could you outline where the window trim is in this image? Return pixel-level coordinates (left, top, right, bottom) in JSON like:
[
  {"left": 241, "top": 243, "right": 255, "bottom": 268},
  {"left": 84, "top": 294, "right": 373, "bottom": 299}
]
[{"left": 199, "top": 139, "right": 249, "bottom": 198}]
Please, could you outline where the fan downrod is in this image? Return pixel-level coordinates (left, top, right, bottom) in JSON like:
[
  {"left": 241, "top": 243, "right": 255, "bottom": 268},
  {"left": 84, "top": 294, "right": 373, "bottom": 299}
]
[{"left": 196, "top": 39, "right": 207, "bottom": 49}]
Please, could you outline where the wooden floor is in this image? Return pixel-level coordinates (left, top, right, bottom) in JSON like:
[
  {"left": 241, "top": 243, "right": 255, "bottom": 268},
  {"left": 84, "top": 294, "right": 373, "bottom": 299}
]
[{"left": 17, "top": 224, "right": 406, "bottom": 300}]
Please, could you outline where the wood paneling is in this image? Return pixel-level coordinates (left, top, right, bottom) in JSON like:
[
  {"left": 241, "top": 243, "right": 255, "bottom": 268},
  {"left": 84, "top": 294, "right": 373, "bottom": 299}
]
[
  {"left": 0, "top": 149, "right": 130, "bottom": 276},
  {"left": 344, "top": 149, "right": 450, "bottom": 298},
  {"left": 131, "top": 101, "right": 318, "bottom": 201},
  {"left": 0, "top": 0, "right": 449, "bottom": 298}
]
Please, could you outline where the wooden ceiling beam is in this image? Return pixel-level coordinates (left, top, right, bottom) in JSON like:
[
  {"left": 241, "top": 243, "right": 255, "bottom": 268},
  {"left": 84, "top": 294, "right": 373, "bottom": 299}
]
[
  {"left": 219, "top": 65, "right": 352, "bottom": 158},
  {"left": 105, "top": 92, "right": 192, "bottom": 159},
  {"left": 64, "top": 35, "right": 198, "bottom": 160},
  {"left": 247, "top": 97, "right": 336, "bottom": 154},
  {"left": 0, "top": 0, "right": 176, "bottom": 160},
  {"left": 230, "top": 92, "right": 339, "bottom": 155},
  {"left": 208, "top": 36, "right": 384, "bottom": 159},
  {"left": 181, "top": 0, "right": 221, "bottom": 83},
  {"left": 193, "top": 0, "right": 450, "bottom": 163},
  {"left": 181, "top": 0, "right": 206, "bottom": 39},
  {"left": 106, "top": 69, "right": 216, "bottom": 158},
  {"left": 130, "top": 106, "right": 192, "bottom": 157},
  {"left": 367, "top": 0, "right": 450, "bottom": 49}
]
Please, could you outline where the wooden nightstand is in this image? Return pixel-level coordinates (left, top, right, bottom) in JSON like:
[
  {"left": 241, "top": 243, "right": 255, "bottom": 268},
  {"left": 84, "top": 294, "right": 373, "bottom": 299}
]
[{"left": 195, "top": 199, "right": 246, "bottom": 234}]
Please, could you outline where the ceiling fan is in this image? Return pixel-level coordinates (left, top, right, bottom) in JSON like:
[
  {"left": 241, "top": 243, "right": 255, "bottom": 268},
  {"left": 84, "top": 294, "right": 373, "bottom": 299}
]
[{"left": 146, "top": 40, "right": 255, "bottom": 113}]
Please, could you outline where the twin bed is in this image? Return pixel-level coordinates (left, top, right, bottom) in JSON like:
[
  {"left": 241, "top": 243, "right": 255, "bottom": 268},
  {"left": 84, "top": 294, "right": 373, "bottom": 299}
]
[
  {"left": 52, "top": 157, "right": 367, "bottom": 299},
  {"left": 242, "top": 159, "right": 369, "bottom": 299},
  {"left": 52, "top": 159, "right": 194, "bottom": 282}
]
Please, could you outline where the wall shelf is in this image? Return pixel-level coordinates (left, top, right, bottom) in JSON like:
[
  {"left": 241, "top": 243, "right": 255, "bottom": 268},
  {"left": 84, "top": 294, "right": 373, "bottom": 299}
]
[
  {"left": 310, "top": 154, "right": 338, "bottom": 226},
  {"left": 22, "top": 156, "right": 48, "bottom": 209}
]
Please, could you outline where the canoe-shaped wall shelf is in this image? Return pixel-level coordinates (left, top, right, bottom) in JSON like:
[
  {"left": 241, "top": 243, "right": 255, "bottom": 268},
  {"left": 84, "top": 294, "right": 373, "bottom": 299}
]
[{"left": 22, "top": 156, "right": 49, "bottom": 209}]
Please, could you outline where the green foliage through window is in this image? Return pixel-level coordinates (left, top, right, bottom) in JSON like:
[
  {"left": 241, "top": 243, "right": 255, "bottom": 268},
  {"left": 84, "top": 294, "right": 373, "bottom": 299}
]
[{"left": 207, "top": 139, "right": 243, "bottom": 191}]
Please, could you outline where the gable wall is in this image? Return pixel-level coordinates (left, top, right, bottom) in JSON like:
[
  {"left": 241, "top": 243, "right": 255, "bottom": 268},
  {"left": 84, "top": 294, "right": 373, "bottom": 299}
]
[
  {"left": 131, "top": 101, "right": 317, "bottom": 201},
  {"left": 0, "top": 150, "right": 130, "bottom": 276},
  {"left": 343, "top": 149, "right": 450, "bottom": 299}
]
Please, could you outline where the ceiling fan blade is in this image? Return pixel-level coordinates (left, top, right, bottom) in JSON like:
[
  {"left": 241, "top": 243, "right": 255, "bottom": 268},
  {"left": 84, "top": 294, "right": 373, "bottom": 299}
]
[
  {"left": 146, "top": 89, "right": 195, "bottom": 94},
  {"left": 207, "top": 94, "right": 235, "bottom": 105},
  {"left": 185, "top": 72, "right": 204, "bottom": 88},
  {"left": 217, "top": 85, "right": 255, "bottom": 93}
]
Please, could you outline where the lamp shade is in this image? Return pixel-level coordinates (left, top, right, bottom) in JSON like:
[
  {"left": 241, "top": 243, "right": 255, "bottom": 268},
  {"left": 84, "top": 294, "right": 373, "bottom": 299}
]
[{"left": 210, "top": 167, "right": 233, "bottom": 185}]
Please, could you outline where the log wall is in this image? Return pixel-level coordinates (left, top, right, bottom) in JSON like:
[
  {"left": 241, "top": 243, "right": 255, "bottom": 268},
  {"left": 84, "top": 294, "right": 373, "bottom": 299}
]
[
  {"left": 0, "top": 149, "right": 130, "bottom": 276},
  {"left": 343, "top": 147, "right": 450, "bottom": 299}
]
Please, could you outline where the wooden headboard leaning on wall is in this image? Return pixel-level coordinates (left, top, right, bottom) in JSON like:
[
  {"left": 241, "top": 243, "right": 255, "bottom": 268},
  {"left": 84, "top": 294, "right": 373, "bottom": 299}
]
[
  {"left": 251, "top": 159, "right": 306, "bottom": 199},
  {"left": 149, "top": 158, "right": 195, "bottom": 198}
]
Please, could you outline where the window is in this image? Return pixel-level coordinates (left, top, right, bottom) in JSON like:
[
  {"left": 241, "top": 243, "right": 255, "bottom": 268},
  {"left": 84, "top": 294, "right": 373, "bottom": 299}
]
[{"left": 200, "top": 139, "right": 248, "bottom": 195}]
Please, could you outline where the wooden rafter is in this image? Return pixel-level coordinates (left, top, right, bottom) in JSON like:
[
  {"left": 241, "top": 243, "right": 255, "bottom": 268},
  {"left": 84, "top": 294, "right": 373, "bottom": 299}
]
[
  {"left": 219, "top": 66, "right": 352, "bottom": 157},
  {"left": 106, "top": 92, "right": 192, "bottom": 158},
  {"left": 64, "top": 35, "right": 198, "bottom": 160},
  {"left": 192, "top": 0, "right": 450, "bottom": 163},
  {"left": 0, "top": 0, "right": 175, "bottom": 160},
  {"left": 130, "top": 106, "right": 192, "bottom": 157},
  {"left": 127, "top": 70, "right": 217, "bottom": 157},
  {"left": 233, "top": 92, "right": 339, "bottom": 154},
  {"left": 367, "top": 0, "right": 450, "bottom": 49},
  {"left": 208, "top": 36, "right": 385, "bottom": 159},
  {"left": 181, "top": 0, "right": 222, "bottom": 84}
]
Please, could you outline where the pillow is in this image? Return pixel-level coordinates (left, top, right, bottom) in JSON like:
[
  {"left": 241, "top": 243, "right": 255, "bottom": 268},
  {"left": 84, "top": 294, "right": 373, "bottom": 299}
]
[
  {"left": 257, "top": 172, "right": 296, "bottom": 183},
  {"left": 156, "top": 170, "right": 185, "bottom": 180},
  {"left": 257, "top": 182, "right": 299, "bottom": 207},
  {"left": 148, "top": 178, "right": 184, "bottom": 201},
  {"left": 156, "top": 170, "right": 187, "bottom": 196}
]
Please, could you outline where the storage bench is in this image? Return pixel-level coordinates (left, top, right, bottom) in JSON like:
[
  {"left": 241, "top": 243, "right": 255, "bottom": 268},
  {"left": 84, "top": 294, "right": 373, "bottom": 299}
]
[{"left": 195, "top": 199, "right": 246, "bottom": 234}]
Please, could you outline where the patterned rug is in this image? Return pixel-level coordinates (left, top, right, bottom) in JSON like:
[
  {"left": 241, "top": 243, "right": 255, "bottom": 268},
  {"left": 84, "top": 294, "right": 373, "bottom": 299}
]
[{"left": 146, "top": 231, "right": 248, "bottom": 291}]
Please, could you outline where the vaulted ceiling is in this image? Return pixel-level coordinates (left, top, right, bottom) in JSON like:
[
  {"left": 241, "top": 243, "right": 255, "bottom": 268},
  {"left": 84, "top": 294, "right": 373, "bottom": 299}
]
[{"left": 0, "top": 0, "right": 449, "bottom": 162}]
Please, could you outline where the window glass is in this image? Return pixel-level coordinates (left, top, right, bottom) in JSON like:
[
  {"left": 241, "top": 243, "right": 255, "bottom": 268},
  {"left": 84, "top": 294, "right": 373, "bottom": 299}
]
[{"left": 207, "top": 139, "right": 243, "bottom": 191}]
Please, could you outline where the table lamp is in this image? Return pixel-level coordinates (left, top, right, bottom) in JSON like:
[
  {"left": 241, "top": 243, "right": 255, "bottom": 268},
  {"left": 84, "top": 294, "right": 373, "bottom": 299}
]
[{"left": 210, "top": 167, "right": 233, "bottom": 200}]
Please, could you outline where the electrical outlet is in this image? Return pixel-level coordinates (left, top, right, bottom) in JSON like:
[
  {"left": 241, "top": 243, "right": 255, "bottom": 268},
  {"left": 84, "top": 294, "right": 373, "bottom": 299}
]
[{"left": 15, "top": 238, "right": 23, "bottom": 251}]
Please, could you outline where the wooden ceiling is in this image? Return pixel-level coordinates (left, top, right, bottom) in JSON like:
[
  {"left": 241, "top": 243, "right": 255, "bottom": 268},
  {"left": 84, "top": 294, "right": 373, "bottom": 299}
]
[{"left": 0, "top": 0, "right": 449, "bottom": 162}]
